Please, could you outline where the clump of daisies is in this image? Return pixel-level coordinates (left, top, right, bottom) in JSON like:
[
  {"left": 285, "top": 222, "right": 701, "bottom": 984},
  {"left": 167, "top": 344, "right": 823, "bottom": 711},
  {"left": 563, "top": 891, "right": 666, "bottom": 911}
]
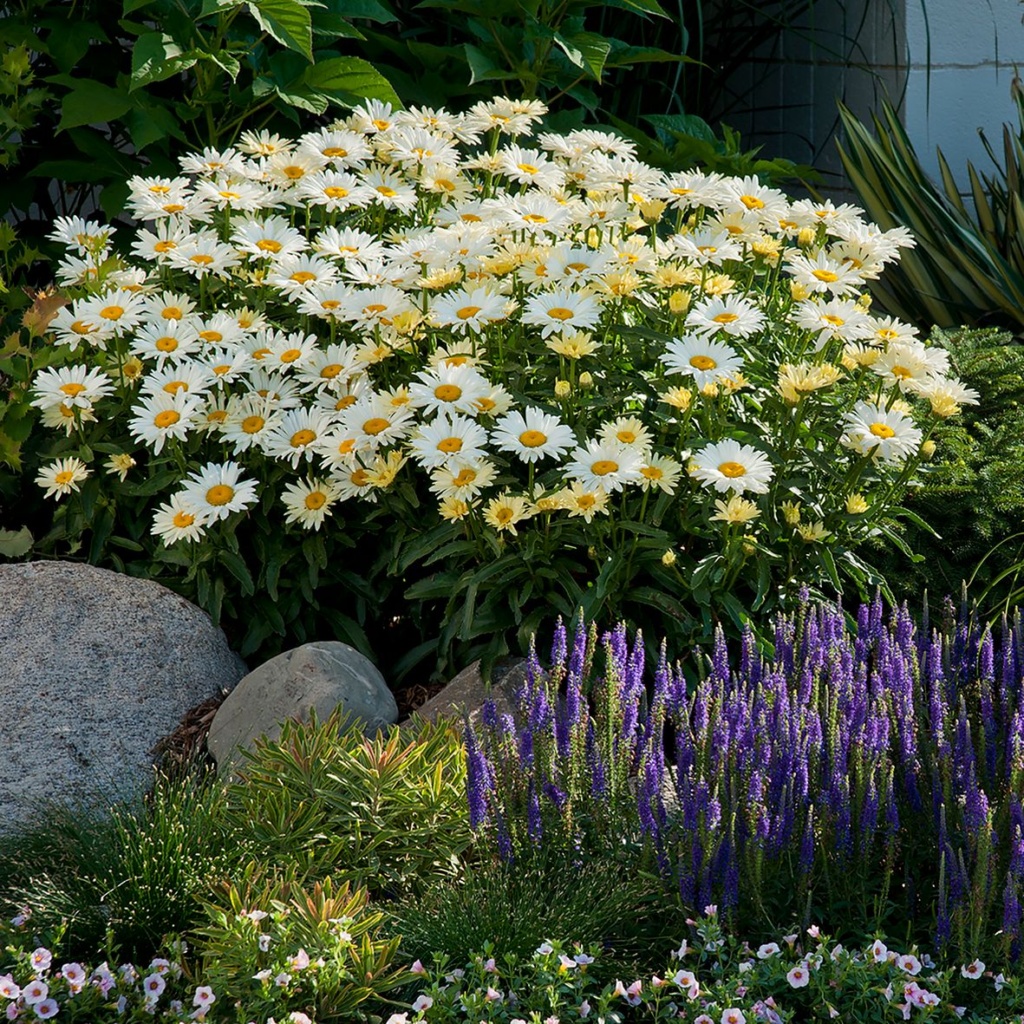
[{"left": 30, "top": 95, "right": 969, "bottom": 630}]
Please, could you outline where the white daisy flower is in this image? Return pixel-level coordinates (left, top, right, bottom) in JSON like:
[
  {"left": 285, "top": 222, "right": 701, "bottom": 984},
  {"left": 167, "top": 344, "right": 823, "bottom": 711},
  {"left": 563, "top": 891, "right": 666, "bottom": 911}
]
[
  {"left": 231, "top": 216, "right": 308, "bottom": 262},
  {"left": 408, "top": 413, "right": 489, "bottom": 469},
  {"left": 151, "top": 493, "right": 209, "bottom": 545},
  {"left": 179, "top": 146, "right": 246, "bottom": 178},
  {"left": 131, "top": 220, "right": 191, "bottom": 262},
  {"left": 430, "top": 286, "right": 508, "bottom": 333},
  {"left": 661, "top": 335, "right": 744, "bottom": 388},
  {"left": 793, "top": 297, "right": 874, "bottom": 346},
  {"left": 429, "top": 458, "right": 497, "bottom": 500},
  {"left": 409, "top": 363, "right": 492, "bottom": 418},
  {"left": 262, "top": 406, "right": 335, "bottom": 467},
  {"left": 167, "top": 235, "right": 242, "bottom": 278},
  {"left": 638, "top": 454, "right": 683, "bottom": 494},
  {"left": 266, "top": 255, "right": 340, "bottom": 296},
  {"left": 48, "top": 215, "right": 115, "bottom": 255},
  {"left": 140, "top": 362, "right": 214, "bottom": 400},
  {"left": 784, "top": 250, "right": 864, "bottom": 296},
  {"left": 360, "top": 165, "right": 417, "bottom": 210},
  {"left": 522, "top": 288, "right": 601, "bottom": 338},
  {"left": 194, "top": 176, "right": 270, "bottom": 212},
  {"left": 281, "top": 477, "right": 341, "bottom": 531},
  {"left": 671, "top": 229, "right": 743, "bottom": 267},
  {"left": 296, "top": 128, "right": 372, "bottom": 169},
  {"left": 180, "top": 461, "right": 258, "bottom": 522},
  {"left": 337, "top": 395, "right": 415, "bottom": 452},
  {"left": 690, "top": 439, "right": 775, "bottom": 494},
  {"left": 129, "top": 391, "right": 203, "bottom": 453},
  {"left": 31, "top": 365, "right": 113, "bottom": 410},
  {"left": 220, "top": 395, "right": 284, "bottom": 454},
  {"left": 35, "top": 457, "right": 90, "bottom": 499},
  {"left": 491, "top": 407, "right": 576, "bottom": 464},
  {"left": 312, "top": 226, "right": 387, "bottom": 264},
  {"left": 685, "top": 295, "right": 765, "bottom": 339},
  {"left": 294, "top": 170, "right": 369, "bottom": 212},
  {"left": 840, "top": 401, "right": 923, "bottom": 464},
  {"left": 563, "top": 439, "right": 644, "bottom": 492}
]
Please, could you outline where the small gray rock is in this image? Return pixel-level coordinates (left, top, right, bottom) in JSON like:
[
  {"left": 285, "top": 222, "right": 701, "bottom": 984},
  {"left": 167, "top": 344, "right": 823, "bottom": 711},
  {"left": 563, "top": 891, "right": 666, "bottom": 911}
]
[
  {"left": 0, "top": 561, "right": 246, "bottom": 836},
  {"left": 207, "top": 641, "right": 397, "bottom": 771},
  {"left": 401, "top": 657, "right": 530, "bottom": 727}
]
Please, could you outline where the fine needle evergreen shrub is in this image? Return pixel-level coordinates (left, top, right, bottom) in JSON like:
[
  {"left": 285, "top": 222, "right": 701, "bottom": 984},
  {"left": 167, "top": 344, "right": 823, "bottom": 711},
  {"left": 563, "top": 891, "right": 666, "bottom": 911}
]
[{"left": 215, "top": 712, "right": 473, "bottom": 900}]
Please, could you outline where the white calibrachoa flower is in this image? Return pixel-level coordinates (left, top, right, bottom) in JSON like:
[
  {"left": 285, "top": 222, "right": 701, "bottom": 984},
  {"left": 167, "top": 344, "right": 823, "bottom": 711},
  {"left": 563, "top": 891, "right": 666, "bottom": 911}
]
[{"left": 30, "top": 98, "right": 958, "bottom": 619}]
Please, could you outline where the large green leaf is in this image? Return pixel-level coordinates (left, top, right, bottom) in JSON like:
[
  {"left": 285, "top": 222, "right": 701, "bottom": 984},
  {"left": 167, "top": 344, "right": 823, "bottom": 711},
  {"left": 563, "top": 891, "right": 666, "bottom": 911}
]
[
  {"left": 552, "top": 31, "right": 611, "bottom": 81},
  {"left": 248, "top": 0, "right": 314, "bottom": 61},
  {"left": 303, "top": 56, "right": 402, "bottom": 107},
  {"left": 56, "top": 80, "right": 133, "bottom": 131},
  {"left": 129, "top": 32, "right": 197, "bottom": 91},
  {"left": 463, "top": 44, "right": 518, "bottom": 86}
]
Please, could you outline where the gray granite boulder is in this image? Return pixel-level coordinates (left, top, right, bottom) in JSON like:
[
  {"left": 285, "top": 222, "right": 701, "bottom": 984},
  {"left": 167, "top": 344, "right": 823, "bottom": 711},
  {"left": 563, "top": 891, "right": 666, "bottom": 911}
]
[
  {"left": 401, "top": 657, "right": 529, "bottom": 727},
  {"left": 0, "top": 561, "right": 246, "bottom": 835},
  {"left": 207, "top": 641, "right": 397, "bottom": 772}
]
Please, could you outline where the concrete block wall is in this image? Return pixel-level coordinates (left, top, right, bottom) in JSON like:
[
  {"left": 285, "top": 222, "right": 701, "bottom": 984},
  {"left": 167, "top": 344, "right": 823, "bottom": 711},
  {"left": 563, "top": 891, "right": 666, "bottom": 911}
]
[{"left": 711, "top": 0, "right": 1024, "bottom": 198}]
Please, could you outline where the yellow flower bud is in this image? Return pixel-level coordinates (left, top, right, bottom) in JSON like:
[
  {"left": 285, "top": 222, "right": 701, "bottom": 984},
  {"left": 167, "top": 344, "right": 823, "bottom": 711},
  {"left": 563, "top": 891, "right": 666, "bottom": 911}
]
[
  {"left": 857, "top": 292, "right": 872, "bottom": 309},
  {"left": 780, "top": 501, "right": 802, "bottom": 526},
  {"left": 700, "top": 382, "right": 720, "bottom": 398},
  {"left": 578, "top": 371, "right": 594, "bottom": 389},
  {"left": 797, "top": 226, "right": 817, "bottom": 247},
  {"left": 846, "top": 493, "right": 869, "bottom": 514},
  {"left": 662, "top": 386, "right": 692, "bottom": 411},
  {"left": 790, "top": 281, "right": 811, "bottom": 301},
  {"left": 639, "top": 199, "right": 667, "bottom": 224},
  {"left": 920, "top": 439, "right": 936, "bottom": 460},
  {"left": 669, "top": 289, "right": 691, "bottom": 315},
  {"left": 661, "top": 549, "right": 677, "bottom": 567},
  {"left": 554, "top": 379, "right": 571, "bottom": 399}
]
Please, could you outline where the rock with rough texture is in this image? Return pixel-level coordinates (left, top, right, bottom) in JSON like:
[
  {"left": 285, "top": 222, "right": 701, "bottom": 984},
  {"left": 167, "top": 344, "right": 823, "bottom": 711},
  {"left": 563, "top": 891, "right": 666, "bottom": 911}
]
[
  {"left": 207, "top": 641, "right": 397, "bottom": 771},
  {"left": 402, "top": 657, "right": 529, "bottom": 727},
  {"left": 0, "top": 561, "right": 246, "bottom": 835}
]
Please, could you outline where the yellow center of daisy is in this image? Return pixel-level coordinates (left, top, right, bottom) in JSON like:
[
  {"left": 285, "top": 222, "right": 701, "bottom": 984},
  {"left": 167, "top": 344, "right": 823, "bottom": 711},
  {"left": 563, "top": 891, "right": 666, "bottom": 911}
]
[
  {"left": 452, "top": 468, "right": 477, "bottom": 486},
  {"left": 372, "top": 119, "right": 390, "bottom": 130},
  {"left": 891, "top": 365, "right": 912, "bottom": 379},
  {"left": 320, "top": 300, "right": 341, "bottom": 310},
  {"left": 207, "top": 410, "right": 228, "bottom": 423},
  {"left": 156, "top": 337, "right": 178, "bottom": 352},
  {"left": 670, "top": 187, "right": 693, "bottom": 196},
  {"left": 523, "top": 213, "right": 548, "bottom": 224},
  {"left": 241, "top": 416, "right": 265, "bottom": 434},
  {"left": 697, "top": 245, "right": 717, "bottom": 254},
  {"left": 547, "top": 307, "right": 575, "bottom": 321},
  {"left": 436, "top": 179, "right": 456, "bottom": 192},
  {"left": 54, "top": 470, "right": 75, "bottom": 486},
  {"left": 323, "top": 186, "right": 349, "bottom": 199},
  {"left": 494, "top": 507, "right": 514, "bottom": 524},
  {"left": 438, "top": 437, "right": 463, "bottom": 454},
  {"left": 71, "top": 320, "right": 94, "bottom": 334},
  {"left": 461, "top": 213, "right": 483, "bottom": 223},
  {"left": 519, "top": 430, "right": 547, "bottom": 448},
  {"left": 364, "top": 303, "right": 387, "bottom": 315},
  {"left": 163, "top": 381, "right": 187, "bottom": 394},
  {"left": 576, "top": 494, "right": 596, "bottom": 510},
  {"left": 59, "top": 382, "right": 86, "bottom": 396},
  {"left": 162, "top": 306, "right": 183, "bottom": 319},
  {"left": 517, "top": 162, "right": 539, "bottom": 174},
  {"left": 361, "top": 417, "right": 393, "bottom": 437},
  {"left": 251, "top": 347, "right": 271, "bottom": 360},
  {"left": 206, "top": 484, "right": 234, "bottom": 505},
  {"left": 256, "top": 239, "right": 281, "bottom": 253},
  {"left": 282, "top": 166, "right": 305, "bottom": 180},
  {"left": 869, "top": 422, "right": 896, "bottom": 438},
  {"left": 712, "top": 312, "right": 739, "bottom": 324},
  {"left": 304, "top": 491, "right": 327, "bottom": 510},
  {"left": 617, "top": 429, "right": 637, "bottom": 444},
  {"left": 162, "top": 203, "right": 185, "bottom": 213},
  {"left": 567, "top": 262, "right": 588, "bottom": 274},
  {"left": 337, "top": 438, "right": 356, "bottom": 454},
  {"left": 148, "top": 184, "right": 171, "bottom": 194},
  {"left": 350, "top": 468, "right": 370, "bottom": 486},
  {"left": 198, "top": 330, "right": 222, "bottom": 343},
  {"left": 154, "top": 240, "right": 177, "bottom": 253},
  {"left": 320, "top": 364, "right": 343, "bottom": 379},
  {"left": 690, "top": 354, "right": 717, "bottom": 370},
  {"left": 154, "top": 410, "right": 181, "bottom": 428},
  {"left": 290, "top": 271, "right": 316, "bottom": 284},
  {"left": 322, "top": 147, "right": 348, "bottom": 158},
  {"left": 476, "top": 396, "right": 496, "bottom": 412},
  {"left": 434, "top": 384, "right": 462, "bottom": 402},
  {"left": 718, "top": 461, "right": 747, "bottom": 478},
  {"left": 823, "top": 314, "right": 845, "bottom": 326},
  {"left": 290, "top": 429, "right": 316, "bottom": 447},
  {"left": 812, "top": 269, "right": 839, "bottom": 283},
  {"left": 739, "top": 195, "right": 765, "bottom": 210},
  {"left": 456, "top": 305, "right": 482, "bottom": 320},
  {"left": 279, "top": 348, "right": 303, "bottom": 363},
  {"left": 100, "top": 305, "right": 124, "bottom": 320},
  {"left": 218, "top": 190, "right": 240, "bottom": 200},
  {"left": 190, "top": 253, "right": 214, "bottom": 265},
  {"left": 591, "top": 460, "right": 618, "bottom": 476},
  {"left": 212, "top": 364, "right": 231, "bottom": 376},
  {"left": 172, "top": 510, "right": 195, "bottom": 527},
  {"left": 337, "top": 395, "right": 357, "bottom": 409},
  {"left": 376, "top": 185, "right": 397, "bottom": 197},
  {"left": 641, "top": 465, "right": 664, "bottom": 480}
]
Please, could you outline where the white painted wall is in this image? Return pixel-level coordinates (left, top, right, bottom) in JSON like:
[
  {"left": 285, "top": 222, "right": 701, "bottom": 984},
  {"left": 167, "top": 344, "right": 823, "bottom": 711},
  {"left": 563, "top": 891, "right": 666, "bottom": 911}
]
[{"left": 902, "top": 0, "right": 1024, "bottom": 189}]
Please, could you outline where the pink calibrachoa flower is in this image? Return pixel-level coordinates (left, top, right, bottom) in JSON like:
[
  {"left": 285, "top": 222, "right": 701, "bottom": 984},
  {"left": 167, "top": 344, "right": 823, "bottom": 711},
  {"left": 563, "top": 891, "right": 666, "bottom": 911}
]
[
  {"left": 612, "top": 980, "right": 642, "bottom": 1006},
  {"left": 29, "top": 950, "right": 52, "bottom": 974},
  {"left": 143, "top": 973, "right": 166, "bottom": 1000},
  {"left": 21, "top": 980, "right": 48, "bottom": 1006},
  {"left": 286, "top": 950, "right": 310, "bottom": 971},
  {"left": 484, "top": 986, "right": 503, "bottom": 1002},
  {"left": 787, "top": 963, "right": 811, "bottom": 988},
  {"left": 483, "top": 957, "right": 497, "bottom": 973},
  {"left": 897, "top": 954, "right": 921, "bottom": 975},
  {"left": 0, "top": 975, "right": 20, "bottom": 999},
  {"left": 411, "top": 995, "right": 433, "bottom": 1012},
  {"left": 870, "top": 940, "right": 888, "bottom": 963},
  {"left": 757, "top": 943, "right": 780, "bottom": 959},
  {"left": 720, "top": 1009, "right": 746, "bottom": 1024},
  {"left": 961, "top": 959, "right": 985, "bottom": 979},
  {"left": 5, "top": 1004, "right": 19, "bottom": 1022},
  {"left": 410, "top": 960, "right": 427, "bottom": 975},
  {"left": 384, "top": 1015, "right": 409, "bottom": 1024},
  {"left": 33, "top": 1000, "right": 58, "bottom": 1020},
  {"left": 192, "top": 986, "right": 216, "bottom": 1008}
]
